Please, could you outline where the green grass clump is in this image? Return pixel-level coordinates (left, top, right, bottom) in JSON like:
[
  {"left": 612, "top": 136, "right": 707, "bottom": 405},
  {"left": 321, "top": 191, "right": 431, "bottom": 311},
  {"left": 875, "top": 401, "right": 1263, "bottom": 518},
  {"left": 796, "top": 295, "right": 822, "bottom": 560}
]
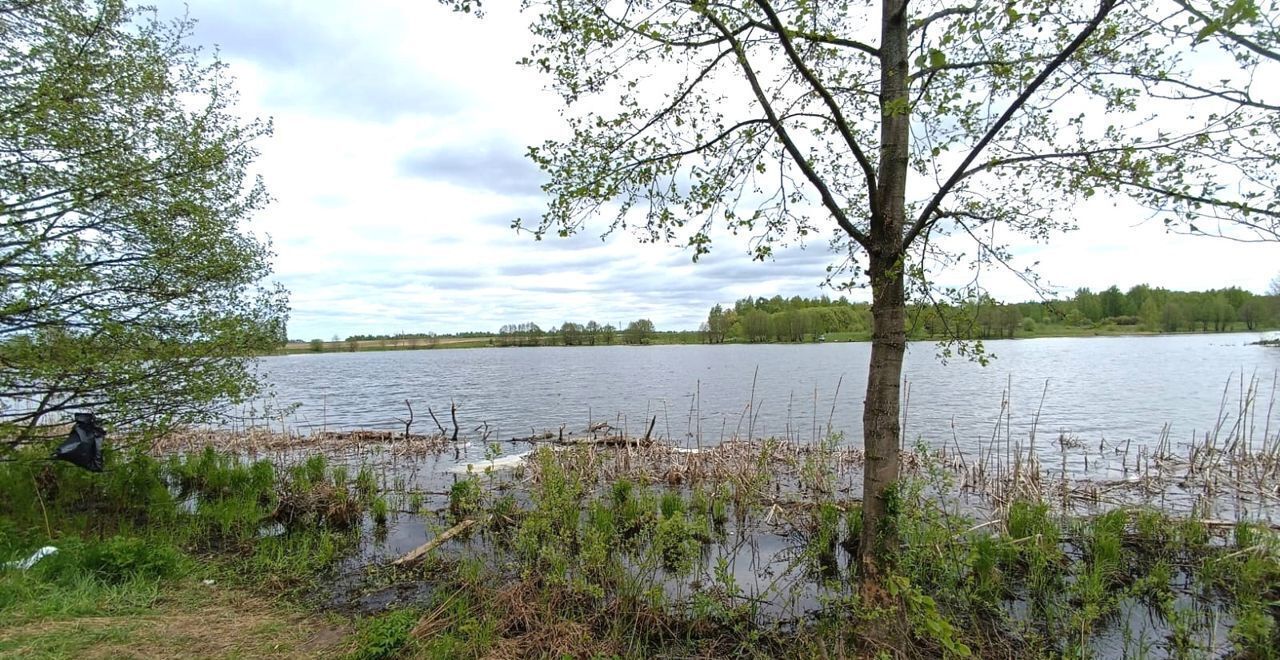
[
  {"left": 346, "top": 608, "right": 421, "bottom": 660},
  {"left": 371, "top": 496, "right": 389, "bottom": 528},
  {"left": 1, "top": 443, "right": 365, "bottom": 618},
  {"left": 448, "top": 478, "right": 482, "bottom": 522}
]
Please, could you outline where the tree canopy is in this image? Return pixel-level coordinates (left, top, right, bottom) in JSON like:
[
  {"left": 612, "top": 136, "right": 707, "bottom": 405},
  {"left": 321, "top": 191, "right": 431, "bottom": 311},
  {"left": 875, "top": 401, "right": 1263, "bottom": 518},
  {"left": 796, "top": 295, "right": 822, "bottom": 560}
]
[
  {"left": 1, "top": 0, "right": 287, "bottom": 448},
  {"left": 442, "top": 0, "right": 1279, "bottom": 589}
]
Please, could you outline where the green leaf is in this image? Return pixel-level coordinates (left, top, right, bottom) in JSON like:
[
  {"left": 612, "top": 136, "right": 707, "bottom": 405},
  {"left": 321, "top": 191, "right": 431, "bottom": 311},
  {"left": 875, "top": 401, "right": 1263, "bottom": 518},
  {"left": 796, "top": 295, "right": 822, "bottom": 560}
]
[
  {"left": 1195, "top": 20, "right": 1221, "bottom": 42},
  {"left": 928, "top": 48, "right": 946, "bottom": 69}
]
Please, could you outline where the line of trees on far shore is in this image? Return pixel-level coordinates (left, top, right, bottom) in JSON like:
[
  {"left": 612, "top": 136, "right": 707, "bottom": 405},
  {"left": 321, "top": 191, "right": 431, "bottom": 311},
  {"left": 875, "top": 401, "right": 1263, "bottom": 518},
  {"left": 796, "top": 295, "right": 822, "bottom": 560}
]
[
  {"left": 320, "top": 319, "right": 663, "bottom": 348},
  {"left": 703, "top": 284, "right": 1280, "bottom": 343},
  {"left": 297, "top": 282, "right": 1280, "bottom": 350}
]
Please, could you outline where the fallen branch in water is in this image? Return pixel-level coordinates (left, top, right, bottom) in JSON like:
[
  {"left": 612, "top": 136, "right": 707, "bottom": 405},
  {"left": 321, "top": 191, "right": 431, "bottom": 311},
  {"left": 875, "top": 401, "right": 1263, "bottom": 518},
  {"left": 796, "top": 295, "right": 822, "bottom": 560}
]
[{"left": 392, "top": 519, "right": 476, "bottom": 567}]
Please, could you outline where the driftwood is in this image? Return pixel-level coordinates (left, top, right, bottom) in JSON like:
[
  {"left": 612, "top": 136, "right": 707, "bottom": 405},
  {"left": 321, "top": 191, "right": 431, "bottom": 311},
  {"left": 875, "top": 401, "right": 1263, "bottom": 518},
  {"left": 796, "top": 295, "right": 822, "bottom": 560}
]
[
  {"left": 511, "top": 431, "right": 555, "bottom": 443},
  {"left": 510, "top": 418, "right": 659, "bottom": 448},
  {"left": 641, "top": 415, "right": 656, "bottom": 445},
  {"left": 427, "top": 407, "right": 447, "bottom": 436},
  {"left": 391, "top": 519, "right": 476, "bottom": 567}
]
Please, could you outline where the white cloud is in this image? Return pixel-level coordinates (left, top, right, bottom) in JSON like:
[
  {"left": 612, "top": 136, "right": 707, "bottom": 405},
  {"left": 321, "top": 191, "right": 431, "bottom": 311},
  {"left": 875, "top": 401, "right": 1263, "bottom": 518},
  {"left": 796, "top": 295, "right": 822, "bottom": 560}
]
[{"left": 156, "top": 0, "right": 1279, "bottom": 340}]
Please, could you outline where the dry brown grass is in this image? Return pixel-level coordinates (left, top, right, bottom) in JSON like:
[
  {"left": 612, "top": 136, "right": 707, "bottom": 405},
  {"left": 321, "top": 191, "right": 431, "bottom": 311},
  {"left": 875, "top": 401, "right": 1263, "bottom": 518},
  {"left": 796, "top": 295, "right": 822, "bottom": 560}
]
[
  {"left": 151, "top": 427, "right": 451, "bottom": 459},
  {"left": 0, "top": 587, "right": 350, "bottom": 659}
]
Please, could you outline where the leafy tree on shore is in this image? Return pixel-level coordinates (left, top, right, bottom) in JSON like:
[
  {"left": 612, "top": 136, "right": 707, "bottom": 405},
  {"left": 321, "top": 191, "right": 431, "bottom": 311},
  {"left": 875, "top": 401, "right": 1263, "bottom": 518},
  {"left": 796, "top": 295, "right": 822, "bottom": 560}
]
[
  {"left": 1, "top": 0, "right": 286, "bottom": 449},
  {"left": 599, "top": 324, "right": 617, "bottom": 345},
  {"left": 743, "top": 309, "right": 771, "bottom": 343},
  {"left": 444, "top": 0, "right": 1280, "bottom": 598},
  {"left": 1239, "top": 297, "right": 1272, "bottom": 330},
  {"left": 622, "top": 319, "right": 655, "bottom": 345},
  {"left": 559, "top": 321, "right": 584, "bottom": 346},
  {"left": 705, "top": 305, "right": 730, "bottom": 343}
]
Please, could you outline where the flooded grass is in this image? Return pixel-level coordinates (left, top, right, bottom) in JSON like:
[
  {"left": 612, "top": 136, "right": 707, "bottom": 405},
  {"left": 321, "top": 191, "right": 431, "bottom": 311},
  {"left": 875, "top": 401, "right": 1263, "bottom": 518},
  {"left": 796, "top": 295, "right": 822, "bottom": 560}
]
[{"left": 312, "top": 442, "right": 1277, "bottom": 658}]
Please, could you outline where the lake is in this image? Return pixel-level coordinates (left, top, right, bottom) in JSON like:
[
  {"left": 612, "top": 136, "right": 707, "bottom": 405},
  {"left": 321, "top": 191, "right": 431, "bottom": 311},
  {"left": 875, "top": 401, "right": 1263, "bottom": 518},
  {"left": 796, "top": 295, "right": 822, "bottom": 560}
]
[
  {"left": 254, "top": 332, "right": 1280, "bottom": 631},
  {"left": 254, "top": 332, "right": 1280, "bottom": 465}
]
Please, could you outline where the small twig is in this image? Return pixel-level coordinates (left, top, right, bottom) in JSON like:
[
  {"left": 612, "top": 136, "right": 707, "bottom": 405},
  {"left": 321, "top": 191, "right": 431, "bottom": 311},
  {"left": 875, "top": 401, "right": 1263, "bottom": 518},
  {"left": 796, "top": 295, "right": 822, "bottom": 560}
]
[{"left": 29, "top": 467, "right": 52, "bottom": 539}]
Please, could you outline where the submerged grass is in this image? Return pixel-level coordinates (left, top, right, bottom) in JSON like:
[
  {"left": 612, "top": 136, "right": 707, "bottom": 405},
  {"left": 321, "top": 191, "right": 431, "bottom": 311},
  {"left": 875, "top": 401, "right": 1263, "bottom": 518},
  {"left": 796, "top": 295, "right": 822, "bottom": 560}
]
[{"left": 345, "top": 445, "right": 1280, "bottom": 658}]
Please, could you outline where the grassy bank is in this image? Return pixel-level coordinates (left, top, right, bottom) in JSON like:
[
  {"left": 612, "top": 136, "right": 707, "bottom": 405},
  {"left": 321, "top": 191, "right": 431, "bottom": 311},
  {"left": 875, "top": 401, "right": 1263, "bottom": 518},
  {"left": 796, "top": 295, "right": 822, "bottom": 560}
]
[
  {"left": 4, "top": 430, "right": 1279, "bottom": 658},
  {"left": 0, "top": 447, "right": 377, "bottom": 657}
]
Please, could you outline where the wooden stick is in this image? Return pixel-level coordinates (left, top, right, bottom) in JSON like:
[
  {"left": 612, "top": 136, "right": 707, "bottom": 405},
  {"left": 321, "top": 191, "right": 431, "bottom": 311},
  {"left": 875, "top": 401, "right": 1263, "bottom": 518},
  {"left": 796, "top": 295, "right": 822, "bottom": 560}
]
[
  {"left": 391, "top": 519, "right": 476, "bottom": 567},
  {"left": 427, "top": 407, "right": 447, "bottom": 435},
  {"left": 450, "top": 400, "right": 459, "bottom": 443}
]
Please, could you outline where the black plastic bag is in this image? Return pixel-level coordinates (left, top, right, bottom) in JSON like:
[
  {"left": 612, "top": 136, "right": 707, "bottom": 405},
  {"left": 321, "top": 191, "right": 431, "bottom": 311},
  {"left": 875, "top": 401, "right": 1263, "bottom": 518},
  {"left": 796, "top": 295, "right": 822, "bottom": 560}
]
[{"left": 52, "top": 413, "right": 105, "bottom": 472}]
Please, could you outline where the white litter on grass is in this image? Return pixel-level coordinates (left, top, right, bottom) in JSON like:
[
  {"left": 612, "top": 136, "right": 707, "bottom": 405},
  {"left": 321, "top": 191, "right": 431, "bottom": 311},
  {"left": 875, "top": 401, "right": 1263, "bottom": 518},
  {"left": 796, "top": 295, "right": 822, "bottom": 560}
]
[
  {"left": 3, "top": 546, "right": 57, "bottom": 570},
  {"left": 448, "top": 451, "right": 530, "bottom": 474}
]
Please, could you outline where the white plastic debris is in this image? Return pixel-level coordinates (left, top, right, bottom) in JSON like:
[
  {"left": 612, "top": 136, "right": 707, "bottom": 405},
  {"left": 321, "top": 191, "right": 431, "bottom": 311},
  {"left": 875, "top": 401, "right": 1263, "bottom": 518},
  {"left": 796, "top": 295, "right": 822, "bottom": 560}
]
[
  {"left": 447, "top": 451, "right": 530, "bottom": 474},
  {"left": 3, "top": 546, "right": 57, "bottom": 570}
]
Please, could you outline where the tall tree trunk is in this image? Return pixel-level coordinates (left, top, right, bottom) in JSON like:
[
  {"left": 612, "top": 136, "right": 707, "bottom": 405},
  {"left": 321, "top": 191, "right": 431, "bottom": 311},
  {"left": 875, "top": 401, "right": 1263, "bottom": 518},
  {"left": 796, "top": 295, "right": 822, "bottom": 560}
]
[{"left": 860, "top": 0, "right": 910, "bottom": 596}]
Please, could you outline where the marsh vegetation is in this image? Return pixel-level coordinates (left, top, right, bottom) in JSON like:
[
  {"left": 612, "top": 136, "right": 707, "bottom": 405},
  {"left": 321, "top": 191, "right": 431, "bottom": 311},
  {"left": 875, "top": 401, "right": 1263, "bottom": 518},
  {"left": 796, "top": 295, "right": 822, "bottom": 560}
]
[{"left": 6, "top": 378, "right": 1279, "bottom": 658}]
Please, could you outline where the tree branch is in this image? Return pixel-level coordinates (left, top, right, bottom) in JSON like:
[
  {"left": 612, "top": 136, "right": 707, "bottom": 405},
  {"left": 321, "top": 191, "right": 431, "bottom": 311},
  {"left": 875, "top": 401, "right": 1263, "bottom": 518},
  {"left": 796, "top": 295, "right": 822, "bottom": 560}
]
[
  {"left": 699, "top": 6, "right": 870, "bottom": 249},
  {"left": 910, "top": 6, "right": 976, "bottom": 35},
  {"left": 745, "top": 19, "right": 880, "bottom": 57},
  {"left": 904, "top": 0, "right": 1120, "bottom": 249},
  {"left": 1171, "top": 0, "right": 1280, "bottom": 63},
  {"left": 753, "top": 0, "right": 880, "bottom": 223}
]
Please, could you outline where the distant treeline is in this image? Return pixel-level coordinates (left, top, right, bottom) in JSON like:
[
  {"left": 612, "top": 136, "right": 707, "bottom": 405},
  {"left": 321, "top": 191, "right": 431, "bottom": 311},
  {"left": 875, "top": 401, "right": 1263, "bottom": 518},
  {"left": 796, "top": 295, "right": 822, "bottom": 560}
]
[
  {"left": 332, "top": 319, "right": 666, "bottom": 347},
  {"left": 295, "top": 285, "right": 1278, "bottom": 350},
  {"left": 704, "top": 286, "right": 1280, "bottom": 343},
  {"left": 494, "top": 321, "right": 641, "bottom": 346}
]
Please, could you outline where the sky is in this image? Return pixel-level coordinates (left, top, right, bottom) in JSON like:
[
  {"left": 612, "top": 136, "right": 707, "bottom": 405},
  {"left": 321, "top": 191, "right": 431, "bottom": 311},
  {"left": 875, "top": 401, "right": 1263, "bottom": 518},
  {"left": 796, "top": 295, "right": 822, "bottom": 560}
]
[{"left": 153, "top": 0, "right": 1280, "bottom": 341}]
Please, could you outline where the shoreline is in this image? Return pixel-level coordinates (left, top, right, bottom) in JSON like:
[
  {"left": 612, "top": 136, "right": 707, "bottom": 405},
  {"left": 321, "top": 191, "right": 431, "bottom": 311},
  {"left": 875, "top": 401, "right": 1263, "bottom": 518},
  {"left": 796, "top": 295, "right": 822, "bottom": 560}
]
[
  {"left": 270, "top": 326, "right": 1280, "bottom": 356},
  {"left": 6, "top": 428, "right": 1279, "bottom": 657}
]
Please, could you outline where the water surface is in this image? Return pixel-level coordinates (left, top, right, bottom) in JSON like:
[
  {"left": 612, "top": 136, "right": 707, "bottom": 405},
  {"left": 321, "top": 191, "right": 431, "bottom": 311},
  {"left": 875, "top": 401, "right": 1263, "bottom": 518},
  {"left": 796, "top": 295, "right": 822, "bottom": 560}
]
[{"left": 256, "top": 333, "right": 1280, "bottom": 461}]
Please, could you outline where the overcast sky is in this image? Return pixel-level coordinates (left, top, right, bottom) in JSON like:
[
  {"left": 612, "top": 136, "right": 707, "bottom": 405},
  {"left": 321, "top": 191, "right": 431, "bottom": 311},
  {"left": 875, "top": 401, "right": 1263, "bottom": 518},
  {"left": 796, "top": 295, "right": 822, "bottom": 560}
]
[{"left": 154, "top": 1, "right": 1278, "bottom": 341}]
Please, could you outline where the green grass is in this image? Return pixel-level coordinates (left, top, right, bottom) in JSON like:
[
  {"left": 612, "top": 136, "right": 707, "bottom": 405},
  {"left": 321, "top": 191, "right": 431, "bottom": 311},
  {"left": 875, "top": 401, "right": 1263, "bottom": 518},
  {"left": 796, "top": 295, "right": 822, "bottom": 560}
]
[{"left": 0, "top": 444, "right": 365, "bottom": 603}]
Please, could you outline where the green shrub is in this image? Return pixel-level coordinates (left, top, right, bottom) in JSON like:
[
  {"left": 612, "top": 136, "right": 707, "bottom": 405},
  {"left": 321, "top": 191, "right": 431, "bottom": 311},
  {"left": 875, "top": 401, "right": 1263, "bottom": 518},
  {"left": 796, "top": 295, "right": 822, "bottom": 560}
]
[
  {"left": 347, "top": 608, "right": 420, "bottom": 660},
  {"left": 448, "top": 478, "right": 482, "bottom": 522},
  {"left": 1230, "top": 604, "right": 1278, "bottom": 659},
  {"left": 652, "top": 511, "right": 701, "bottom": 574}
]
